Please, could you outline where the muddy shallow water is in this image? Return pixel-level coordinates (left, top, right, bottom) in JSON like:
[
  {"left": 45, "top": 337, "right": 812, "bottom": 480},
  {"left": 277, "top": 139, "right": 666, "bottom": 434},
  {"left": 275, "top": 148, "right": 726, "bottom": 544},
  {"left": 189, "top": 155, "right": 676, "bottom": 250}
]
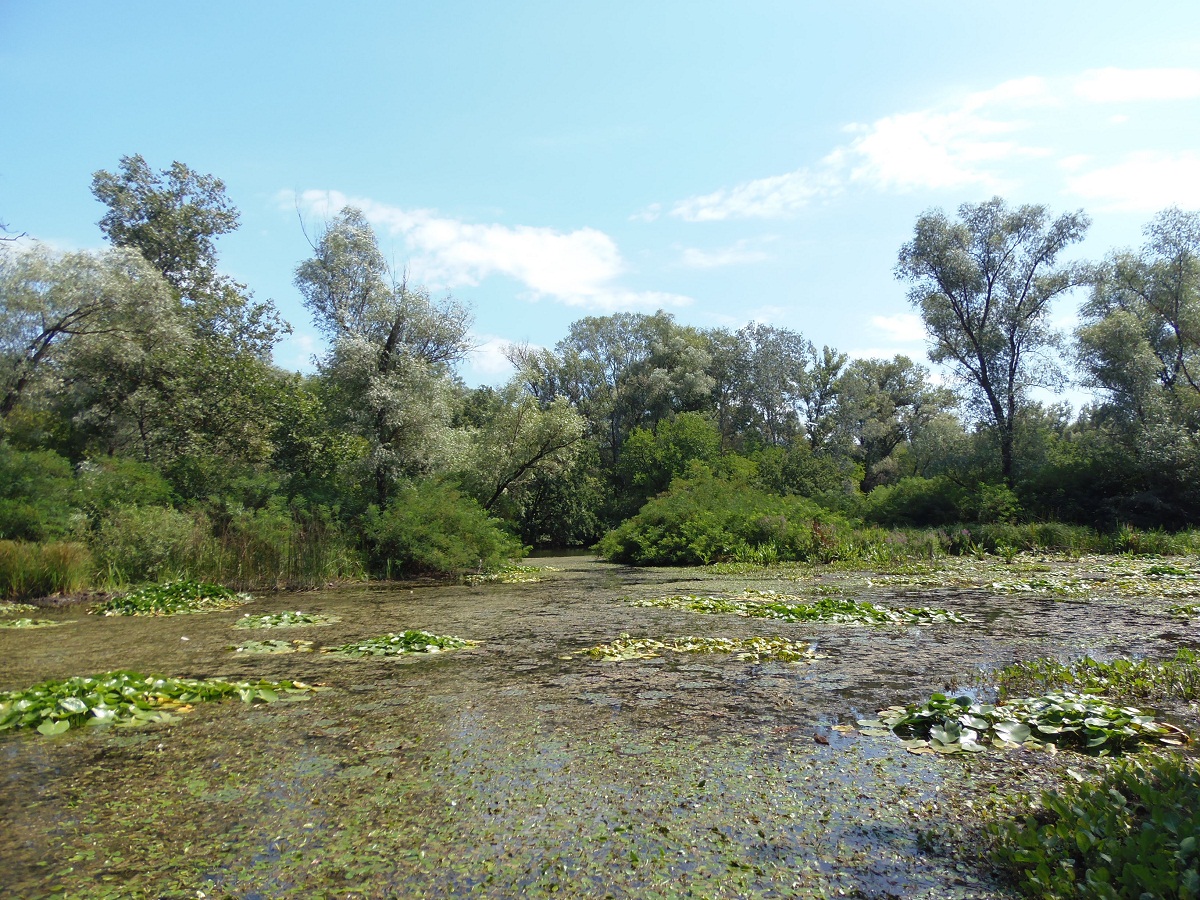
[{"left": 1, "top": 555, "right": 1197, "bottom": 899}]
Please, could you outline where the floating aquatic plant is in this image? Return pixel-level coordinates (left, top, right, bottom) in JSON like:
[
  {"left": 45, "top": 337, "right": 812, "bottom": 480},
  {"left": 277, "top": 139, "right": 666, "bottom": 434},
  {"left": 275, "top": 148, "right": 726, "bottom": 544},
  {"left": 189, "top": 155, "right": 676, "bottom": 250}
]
[
  {"left": 863, "top": 690, "right": 1187, "bottom": 756},
  {"left": 1168, "top": 602, "right": 1200, "bottom": 619},
  {"left": 0, "top": 617, "right": 70, "bottom": 629},
  {"left": 0, "top": 670, "right": 320, "bottom": 736},
  {"left": 0, "top": 601, "right": 37, "bottom": 616},
  {"left": 464, "top": 564, "right": 559, "bottom": 585},
  {"left": 91, "top": 580, "right": 251, "bottom": 617},
  {"left": 233, "top": 610, "right": 339, "bottom": 629},
  {"left": 232, "top": 639, "right": 316, "bottom": 654},
  {"left": 586, "top": 634, "right": 825, "bottom": 663},
  {"left": 323, "top": 630, "right": 478, "bottom": 658},
  {"left": 995, "top": 649, "right": 1200, "bottom": 704},
  {"left": 629, "top": 590, "right": 965, "bottom": 625}
]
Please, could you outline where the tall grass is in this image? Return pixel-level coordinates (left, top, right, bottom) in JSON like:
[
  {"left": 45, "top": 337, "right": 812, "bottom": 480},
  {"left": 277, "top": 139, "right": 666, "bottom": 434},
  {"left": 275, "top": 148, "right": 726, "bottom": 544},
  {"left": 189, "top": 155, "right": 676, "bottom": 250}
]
[{"left": 0, "top": 540, "right": 93, "bottom": 600}]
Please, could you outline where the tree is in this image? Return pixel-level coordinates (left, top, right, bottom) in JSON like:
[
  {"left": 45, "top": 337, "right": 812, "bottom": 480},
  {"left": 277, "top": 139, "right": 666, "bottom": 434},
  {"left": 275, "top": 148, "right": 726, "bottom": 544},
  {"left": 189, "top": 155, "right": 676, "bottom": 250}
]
[
  {"left": 294, "top": 207, "right": 473, "bottom": 502},
  {"left": 0, "top": 245, "right": 173, "bottom": 421},
  {"left": 896, "top": 197, "right": 1090, "bottom": 485},
  {"left": 92, "top": 154, "right": 285, "bottom": 356},
  {"left": 1079, "top": 207, "right": 1200, "bottom": 423}
]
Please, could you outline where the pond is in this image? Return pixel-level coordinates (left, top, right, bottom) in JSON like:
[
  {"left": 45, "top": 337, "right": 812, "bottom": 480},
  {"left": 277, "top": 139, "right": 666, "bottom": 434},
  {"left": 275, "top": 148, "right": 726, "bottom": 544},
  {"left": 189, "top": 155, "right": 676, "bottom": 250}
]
[{"left": 1, "top": 554, "right": 1196, "bottom": 899}]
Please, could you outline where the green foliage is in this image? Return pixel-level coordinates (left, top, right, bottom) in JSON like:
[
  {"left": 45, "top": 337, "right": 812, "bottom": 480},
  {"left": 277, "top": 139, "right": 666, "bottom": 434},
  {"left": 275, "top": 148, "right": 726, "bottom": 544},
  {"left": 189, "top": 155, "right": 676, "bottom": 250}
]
[
  {"left": 92, "top": 579, "right": 249, "bottom": 616},
  {"left": 0, "top": 617, "right": 67, "bottom": 629},
  {"left": 874, "top": 691, "right": 1186, "bottom": 756},
  {"left": 231, "top": 639, "right": 314, "bottom": 654},
  {"left": 232, "top": 610, "right": 339, "bottom": 629},
  {"left": 615, "top": 412, "right": 721, "bottom": 512},
  {"left": 585, "top": 634, "right": 825, "bottom": 663},
  {"left": 628, "top": 590, "right": 966, "bottom": 625},
  {"left": 596, "top": 468, "right": 844, "bottom": 565},
  {"left": 0, "top": 670, "right": 318, "bottom": 736},
  {"left": 0, "top": 445, "right": 77, "bottom": 541},
  {"left": 0, "top": 540, "right": 92, "bottom": 600},
  {"left": 90, "top": 504, "right": 196, "bottom": 584},
  {"left": 363, "top": 481, "right": 525, "bottom": 577},
  {"left": 323, "top": 630, "right": 478, "bottom": 657},
  {"left": 996, "top": 650, "right": 1200, "bottom": 704},
  {"left": 860, "top": 476, "right": 963, "bottom": 527},
  {"left": 990, "top": 755, "right": 1200, "bottom": 899}
]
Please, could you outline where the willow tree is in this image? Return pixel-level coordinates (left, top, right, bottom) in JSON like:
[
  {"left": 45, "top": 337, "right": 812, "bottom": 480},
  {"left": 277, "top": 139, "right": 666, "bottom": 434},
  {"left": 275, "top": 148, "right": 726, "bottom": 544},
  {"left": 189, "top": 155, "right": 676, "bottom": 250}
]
[
  {"left": 294, "top": 207, "right": 473, "bottom": 503},
  {"left": 896, "top": 197, "right": 1090, "bottom": 485}
]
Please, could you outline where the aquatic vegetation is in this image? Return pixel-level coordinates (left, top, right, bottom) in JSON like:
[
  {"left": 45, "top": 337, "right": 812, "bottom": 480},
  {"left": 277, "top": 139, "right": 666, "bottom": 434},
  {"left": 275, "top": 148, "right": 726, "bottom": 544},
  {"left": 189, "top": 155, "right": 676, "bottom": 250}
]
[
  {"left": 231, "top": 639, "right": 315, "bottom": 654},
  {"left": 995, "top": 649, "right": 1200, "bottom": 704},
  {"left": 0, "top": 600, "right": 37, "bottom": 616},
  {"left": 0, "top": 617, "right": 70, "bottom": 629},
  {"left": 91, "top": 579, "right": 251, "bottom": 616},
  {"left": 586, "top": 634, "right": 825, "bottom": 663},
  {"left": 0, "top": 671, "right": 320, "bottom": 736},
  {"left": 323, "top": 630, "right": 478, "bottom": 657},
  {"left": 1168, "top": 602, "right": 1200, "bottom": 619},
  {"left": 867, "top": 690, "right": 1187, "bottom": 756},
  {"left": 464, "top": 564, "right": 559, "bottom": 585},
  {"left": 232, "top": 610, "right": 339, "bottom": 629},
  {"left": 629, "top": 590, "right": 966, "bottom": 625},
  {"left": 990, "top": 754, "right": 1200, "bottom": 899}
]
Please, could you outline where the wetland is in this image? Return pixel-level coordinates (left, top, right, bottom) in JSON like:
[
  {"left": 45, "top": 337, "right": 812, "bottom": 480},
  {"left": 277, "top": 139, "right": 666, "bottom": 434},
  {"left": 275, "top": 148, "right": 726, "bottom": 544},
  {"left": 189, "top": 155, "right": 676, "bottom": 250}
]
[{"left": 2, "top": 553, "right": 1198, "bottom": 899}]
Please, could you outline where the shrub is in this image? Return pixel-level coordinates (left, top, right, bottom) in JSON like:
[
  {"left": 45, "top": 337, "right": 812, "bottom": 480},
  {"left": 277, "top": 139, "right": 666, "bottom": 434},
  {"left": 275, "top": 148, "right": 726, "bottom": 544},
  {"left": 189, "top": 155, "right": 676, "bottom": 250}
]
[
  {"left": 990, "top": 755, "right": 1199, "bottom": 898},
  {"left": 0, "top": 446, "right": 77, "bottom": 541},
  {"left": 90, "top": 505, "right": 197, "bottom": 585},
  {"left": 596, "top": 468, "right": 846, "bottom": 565},
  {"left": 861, "top": 476, "right": 963, "bottom": 527},
  {"left": 0, "top": 540, "right": 93, "bottom": 600},
  {"left": 363, "top": 481, "right": 525, "bottom": 577}
]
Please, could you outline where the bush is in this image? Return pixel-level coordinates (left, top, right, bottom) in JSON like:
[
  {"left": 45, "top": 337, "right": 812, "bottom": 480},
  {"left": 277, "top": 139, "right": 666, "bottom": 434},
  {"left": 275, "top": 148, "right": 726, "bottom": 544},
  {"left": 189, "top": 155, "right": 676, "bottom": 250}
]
[
  {"left": 991, "top": 755, "right": 1199, "bottom": 898},
  {"left": 90, "top": 505, "right": 197, "bottom": 585},
  {"left": 0, "top": 540, "right": 93, "bottom": 600},
  {"left": 0, "top": 446, "right": 77, "bottom": 541},
  {"left": 363, "top": 481, "right": 525, "bottom": 577},
  {"left": 596, "top": 467, "right": 848, "bottom": 565},
  {"left": 860, "top": 476, "right": 963, "bottom": 527}
]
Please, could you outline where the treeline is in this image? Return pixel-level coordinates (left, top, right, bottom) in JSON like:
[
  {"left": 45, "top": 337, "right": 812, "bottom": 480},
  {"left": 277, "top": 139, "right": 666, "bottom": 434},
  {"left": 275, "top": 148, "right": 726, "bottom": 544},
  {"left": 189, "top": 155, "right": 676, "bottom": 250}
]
[{"left": 1, "top": 156, "right": 1198, "bottom": 593}]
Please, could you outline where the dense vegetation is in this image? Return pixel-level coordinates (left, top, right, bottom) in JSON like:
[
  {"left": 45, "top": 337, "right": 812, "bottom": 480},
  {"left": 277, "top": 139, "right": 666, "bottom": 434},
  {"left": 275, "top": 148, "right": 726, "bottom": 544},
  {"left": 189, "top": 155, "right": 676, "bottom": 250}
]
[{"left": 2, "top": 156, "right": 1199, "bottom": 593}]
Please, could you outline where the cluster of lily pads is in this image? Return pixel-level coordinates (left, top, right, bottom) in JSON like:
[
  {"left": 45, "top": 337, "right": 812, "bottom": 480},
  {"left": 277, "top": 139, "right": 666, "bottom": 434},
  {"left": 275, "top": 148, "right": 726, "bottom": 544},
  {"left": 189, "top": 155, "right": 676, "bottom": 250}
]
[
  {"left": 995, "top": 649, "right": 1200, "bottom": 704},
  {"left": 91, "top": 580, "right": 251, "bottom": 617},
  {"left": 1168, "top": 602, "right": 1200, "bottom": 619},
  {"left": 586, "top": 634, "right": 825, "bottom": 663},
  {"left": 0, "top": 600, "right": 36, "bottom": 616},
  {"left": 863, "top": 690, "right": 1187, "bottom": 756},
  {"left": 0, "top": 670, "right": 320, "bottom": 736},
  {"left": 233, "top": 610, "right": 339, "bottom": 629},
  {"left": 463, "top": 564, "right": 558, "bottom": 586},
  {"left": 322, "top": 630, "right": 479, "bottom": 658},
  {"left": 629, "top": 590, "right": 966, "bottom": 626},
  {"left": 232, "top": 639, "right": 316, "bottom": 654},
  {"left": 0, "top": 617, "right": 69, "bottom": 629}
]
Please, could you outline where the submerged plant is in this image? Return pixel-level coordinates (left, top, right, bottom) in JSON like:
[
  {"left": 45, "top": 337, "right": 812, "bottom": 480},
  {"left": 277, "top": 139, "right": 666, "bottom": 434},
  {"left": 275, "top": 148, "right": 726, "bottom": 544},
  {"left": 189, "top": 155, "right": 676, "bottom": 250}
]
[
  {"left": 866, "top": 690, "right": 1186, "bottom": 756},
  {"left": 0, "top": 671, "right": 320, "bottom": 736},
  {"left": 91, "top": 579, "right": 251, "bottom": 616},
  {"left": 629, "top": 590, "right": 965, "bottom": 626},
  {"left": 232, "top": 639, "right": 315, "bottom": 654},
  {"left": 233, "top": 610, "right": 339, "bottom": 629},
  {"left": 586, "top": 634, "right": 825, "bottom": 663},
  {"left": 0, "top": 617, "right": 70, "bottom": 629},
  {"left": 990, "top": 754, "right": 1200, "bottom": 898},
  {"left": 323, "top": 630, "right": 478, "bottom": 658}
]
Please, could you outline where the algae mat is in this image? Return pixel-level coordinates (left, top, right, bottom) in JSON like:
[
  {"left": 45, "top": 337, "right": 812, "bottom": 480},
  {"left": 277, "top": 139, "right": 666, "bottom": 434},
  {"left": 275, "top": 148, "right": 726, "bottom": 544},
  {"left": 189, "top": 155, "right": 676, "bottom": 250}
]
[{"left": 1, "top": 555, "right": 1195, "bottom": 899}]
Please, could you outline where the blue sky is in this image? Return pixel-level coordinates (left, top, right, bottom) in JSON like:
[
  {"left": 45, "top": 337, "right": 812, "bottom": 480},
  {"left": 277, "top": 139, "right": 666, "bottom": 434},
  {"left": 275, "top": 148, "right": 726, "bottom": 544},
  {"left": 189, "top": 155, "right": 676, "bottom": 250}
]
[{"left": 3, "top": 2, "right": 1200, "bottom": 390}]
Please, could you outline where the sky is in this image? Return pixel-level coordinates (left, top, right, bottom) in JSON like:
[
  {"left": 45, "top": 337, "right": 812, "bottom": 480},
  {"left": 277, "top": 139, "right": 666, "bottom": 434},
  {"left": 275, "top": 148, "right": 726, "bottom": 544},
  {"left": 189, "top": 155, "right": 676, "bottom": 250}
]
[{"left": 3, "top": 1, "right": 1200, "bottom": 392}]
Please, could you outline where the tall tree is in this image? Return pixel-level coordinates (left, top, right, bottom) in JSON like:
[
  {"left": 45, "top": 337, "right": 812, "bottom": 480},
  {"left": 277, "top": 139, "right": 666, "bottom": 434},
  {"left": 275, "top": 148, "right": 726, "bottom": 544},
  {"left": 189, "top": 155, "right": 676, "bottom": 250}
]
[
  {"left": 896, "top": 197, "right": 1090, "bottom": 485},
  {"left": 294, "top": 207, "right": 473, "bottom": 502},
  {"left": 91, "top": 154, "right": 285, "bottom": 355}
]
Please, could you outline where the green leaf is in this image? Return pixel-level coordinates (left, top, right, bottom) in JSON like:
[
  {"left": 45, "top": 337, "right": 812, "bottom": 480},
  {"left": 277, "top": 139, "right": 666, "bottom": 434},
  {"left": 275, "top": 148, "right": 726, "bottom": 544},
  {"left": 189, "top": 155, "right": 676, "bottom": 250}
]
[{"left": 37, "top": 719, "right": 70, "bottom": 736}]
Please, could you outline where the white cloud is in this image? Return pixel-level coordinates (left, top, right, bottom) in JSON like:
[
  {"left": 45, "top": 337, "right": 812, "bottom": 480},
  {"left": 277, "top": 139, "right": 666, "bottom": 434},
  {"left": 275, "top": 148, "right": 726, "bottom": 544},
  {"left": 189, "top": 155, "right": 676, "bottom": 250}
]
[
  {"left": 869, "top": 313, "right": 926, "bottom": 343},
  {"left": 678, "top": 239, "right": 771, "bottom": 268},
  {"left": 1066, "top": 151, "right": 1200, "bottom": 211},
  {"left": 671, "top": 167, "right": 839, "bottom": 222},
  {"left": 273, "top": 331, "right": 319, "bottom": 372},
  {"left": 1074, "top": 67, "right": 1200, "bottom": 103},
  {"left": 286, "top": 189, "right": 692, "bottom": 311},
  {"left": 468, "top": 334, "right": 519, "bottom": 377}
]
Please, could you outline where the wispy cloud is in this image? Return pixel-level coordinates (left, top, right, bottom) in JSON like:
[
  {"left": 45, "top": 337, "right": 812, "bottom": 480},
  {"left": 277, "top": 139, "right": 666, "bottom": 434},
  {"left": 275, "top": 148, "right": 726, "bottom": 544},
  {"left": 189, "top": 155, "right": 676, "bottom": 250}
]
[
  {"left": 870, "top": 313, "right": 926, "bottom": 343},
  {"left": 1066, "top": 151, "right": 1200, "bottom": 211},
  {"left": 1073, "top": 67, "right": 1200, "bottom": 103},
  {"left": 285, "top": 190, "right": 692, "bottom": 312},
  {"left": 666, "top": 69, "right": 1200, "bottom": 221},
  {"left": 678, "top": 238, "right": 772, "bottom": 268}
]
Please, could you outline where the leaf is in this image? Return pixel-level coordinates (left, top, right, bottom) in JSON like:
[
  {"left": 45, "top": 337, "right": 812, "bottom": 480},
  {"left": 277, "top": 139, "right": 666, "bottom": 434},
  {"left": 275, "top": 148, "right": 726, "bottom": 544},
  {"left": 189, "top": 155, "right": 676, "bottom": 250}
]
[
  {"left": 59, "top": 697, "right": 88, "bottom": 715},
  {"left": 994, "top": 721, "right": 1032, "bottom": 743},
  {"left": 37, "top": 719, "right": 70, "bottom": 736}
]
